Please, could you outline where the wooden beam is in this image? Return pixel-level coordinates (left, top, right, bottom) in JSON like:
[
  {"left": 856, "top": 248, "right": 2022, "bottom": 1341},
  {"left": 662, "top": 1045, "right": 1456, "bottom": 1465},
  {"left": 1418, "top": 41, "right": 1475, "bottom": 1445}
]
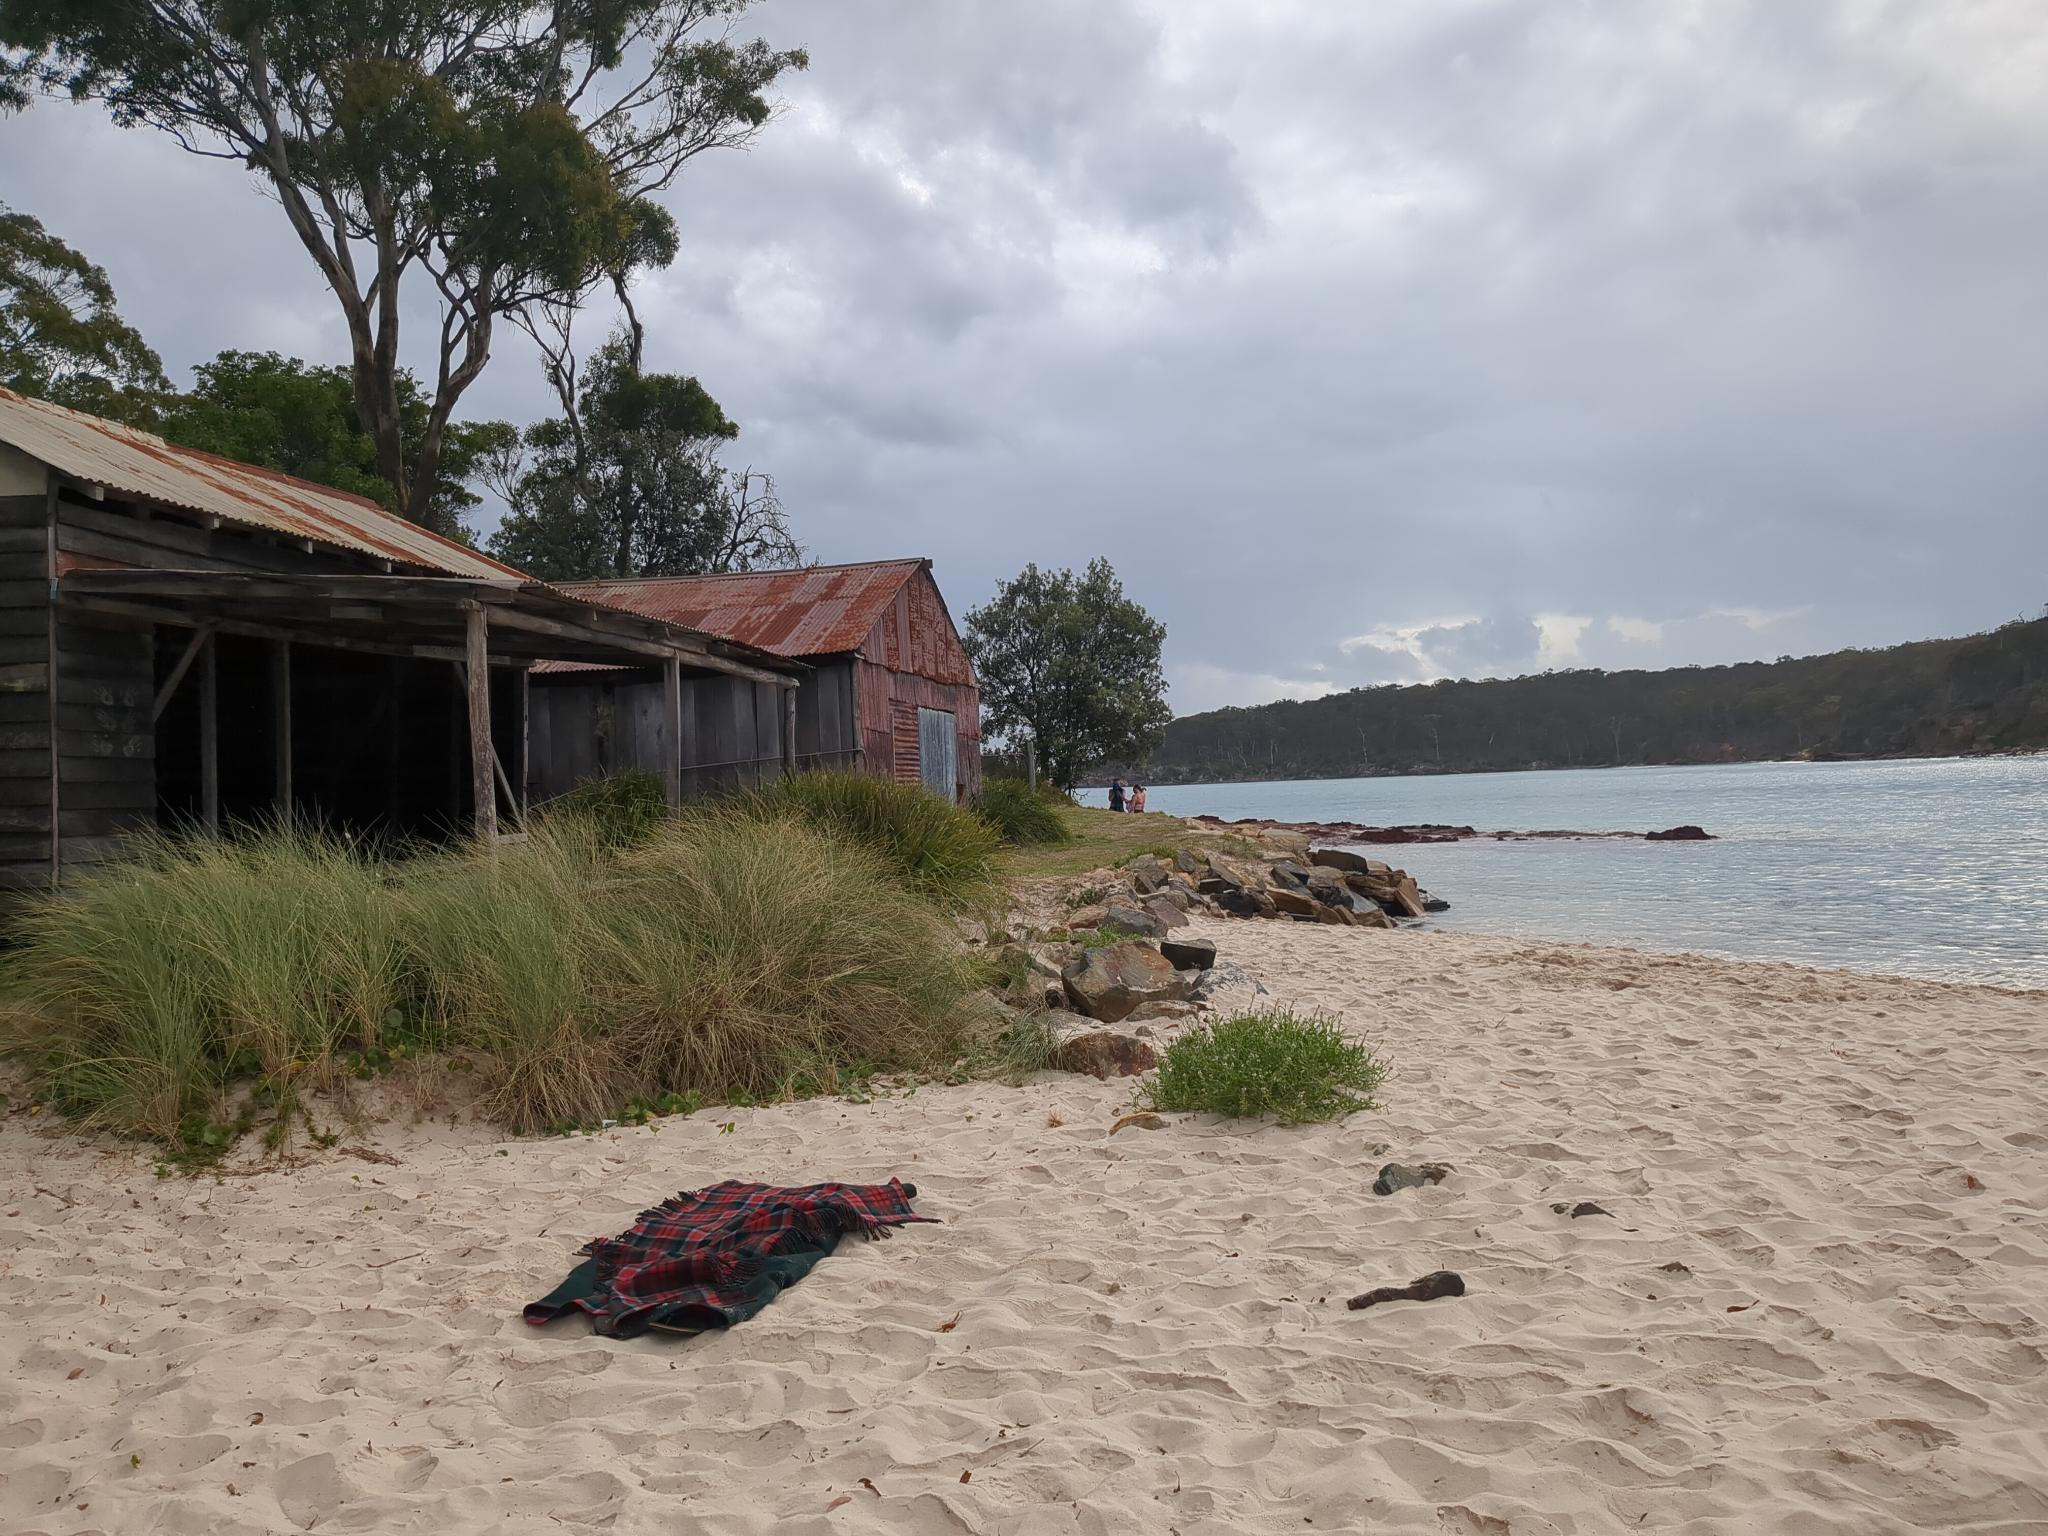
[
  {"left": 490, "top": 745, "right": 522, "bottom": 828},
  {"left": 783, "top": 685, "right": 799, "bottom": 776},
  {"left": 152, "top": 624, "right": 216, "bottom": 723},
  {"left": 662, "top": 655, "right": 683, "bottom": 808},
  {"left": 464, "top": 603, "right": 495, "bottom": 842},
  {"left": 74, "top": 595, "right": 466, "bottom": 665},
  {"left": 271, "top": 639, "right": 291, "bottom": 810},
  {"left": 199, "top": 632, "right": 218, "bottom": 833}
]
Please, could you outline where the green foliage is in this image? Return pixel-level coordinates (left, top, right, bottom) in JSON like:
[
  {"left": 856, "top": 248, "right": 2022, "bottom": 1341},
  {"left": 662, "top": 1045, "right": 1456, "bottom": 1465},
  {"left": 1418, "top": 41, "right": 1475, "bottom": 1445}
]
[
  {"left": 0, "top": 1, "right": 806, "bottom": 523},
  {"left": 2, "top": 811, "right": 985, "bottom": 1145},
  {"left": 0, "top": 201, "right": 169, "bottom": 419},
  {"left": 1148, "top": 615, "right": 2048, "bottom": 780},
  {"left": 742, "top": 771, "right": 1002, "bottom": 910},
  {"left": 487, "top": 332, "right": 800, "bottom": 578},
  {"left": 965, "top": 558, "right": 1172, "bottom": 790},
  {"left": 537, "top": 769, "right": 671, "bottom": 847},
  {"left": 1142, "top": 1012, "right": 1388, "bottom": 1124},
  {"left": 156, "top": 351, "right": 510, "bottom": 540},
  {"left": 976, "top": 775, "right": 1073, "bottom": 846}
]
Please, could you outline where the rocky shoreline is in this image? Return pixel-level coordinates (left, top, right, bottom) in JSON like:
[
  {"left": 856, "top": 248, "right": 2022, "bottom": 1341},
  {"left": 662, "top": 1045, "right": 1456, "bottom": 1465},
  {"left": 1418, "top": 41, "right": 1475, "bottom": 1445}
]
[{"left": 1186, "top": 814, "right": 1716, "bottom": 844}]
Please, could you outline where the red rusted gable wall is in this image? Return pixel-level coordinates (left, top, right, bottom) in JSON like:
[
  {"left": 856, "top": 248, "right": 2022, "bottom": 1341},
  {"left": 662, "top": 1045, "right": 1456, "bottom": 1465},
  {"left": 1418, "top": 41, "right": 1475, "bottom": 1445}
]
[{"left": 851, "top": 569, "right": 981, "bottom": 800}]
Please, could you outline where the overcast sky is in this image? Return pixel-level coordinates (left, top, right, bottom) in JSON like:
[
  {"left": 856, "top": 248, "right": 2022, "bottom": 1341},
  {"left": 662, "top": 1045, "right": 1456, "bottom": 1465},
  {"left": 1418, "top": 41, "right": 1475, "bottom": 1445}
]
[{"left": 6, "top": 1, "right": 2046, "bottom": 713}]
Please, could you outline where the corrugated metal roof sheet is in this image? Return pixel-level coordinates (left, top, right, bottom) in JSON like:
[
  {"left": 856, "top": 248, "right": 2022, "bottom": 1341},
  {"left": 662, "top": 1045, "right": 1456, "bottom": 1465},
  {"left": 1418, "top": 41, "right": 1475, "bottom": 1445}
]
[
  {"left": 0, "top": 386, "right": 524, "bottom": 580},
  {"left": 562, "top": 561, "right": 928, "bottom": 659}
]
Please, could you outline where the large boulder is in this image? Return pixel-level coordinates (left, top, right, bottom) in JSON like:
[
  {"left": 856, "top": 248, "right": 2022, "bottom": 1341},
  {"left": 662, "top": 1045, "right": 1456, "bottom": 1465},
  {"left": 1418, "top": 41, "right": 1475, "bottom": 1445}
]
[
  {"left": 1266, "top": 886, "right": 1317, "bottom": 918},
  {"left": 1269, "top": 861, "right": 1314, "bottom": 889},
  {"left": 1127, "top": 855, "right": 1171, "bottom": 894},
  {"left": 1312, "top": 901, "right": 1356, "bottom": 925},
  {"left": 1054, "top": 1030, "right": 1158, "bottom": 1078},
  {"left": 1388, "top": 875, "right": 1426, "bottom": 919},
  {"left": 1310, "top": 847, "right": 1381, "bottom": 875},
  {"left": 1647, "top": 825, "right": 1715, "bottom": 841},
  {"left": 1214, "top": 888, "right": 1273, "bottom": 918},
  {"left": 1142, "top": 894, "right": 1190, "bottom": 932},
  {"left": 1100, "top": 903, "right": 1167, "bottom": 940},
  {"left": 1062, "top": 942, "right": 1189, "bottom": 1022},
  {"left": 1205, "top": 856, "right": 1261, "bottom": 893},
  {"left": 1159, "top": 935, "right": 1218, "bottom": 972},
  {"left": 1068, "top": 903, "right": 1110, "bottom": 931}
]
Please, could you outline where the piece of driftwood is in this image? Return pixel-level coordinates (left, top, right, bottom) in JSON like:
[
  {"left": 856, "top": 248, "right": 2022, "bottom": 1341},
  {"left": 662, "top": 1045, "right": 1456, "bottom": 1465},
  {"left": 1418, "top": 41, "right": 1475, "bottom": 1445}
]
[{"left": 1346, "top": 1270, "right": 1466, "bottom": 1311}]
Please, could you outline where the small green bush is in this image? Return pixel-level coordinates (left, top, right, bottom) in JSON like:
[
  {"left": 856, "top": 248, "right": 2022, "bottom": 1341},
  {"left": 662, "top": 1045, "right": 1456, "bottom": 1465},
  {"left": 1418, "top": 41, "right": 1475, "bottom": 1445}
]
[
  {"left": 976, "top": 776, "right": 1073, "bottom": 846},
  {"left": 742, "top": 770, "right": 1001, "bottom": 909},
  {"left": 539, "top": 770, "right": 669, "bottom": 847},
  {"left": 1141, "top": 1011, "right": 1388, "bottom": 1124}
]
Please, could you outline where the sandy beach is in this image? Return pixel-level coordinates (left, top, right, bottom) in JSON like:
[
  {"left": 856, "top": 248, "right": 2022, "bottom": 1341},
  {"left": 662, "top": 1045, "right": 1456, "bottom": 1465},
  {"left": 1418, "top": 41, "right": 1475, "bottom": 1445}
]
[{"left": 4, "top": 916, "right": 2046, "bottom": 1535}]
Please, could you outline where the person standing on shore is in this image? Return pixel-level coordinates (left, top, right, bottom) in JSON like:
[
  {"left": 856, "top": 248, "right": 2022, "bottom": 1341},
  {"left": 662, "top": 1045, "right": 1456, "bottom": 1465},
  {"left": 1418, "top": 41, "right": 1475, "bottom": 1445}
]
[
  {"left": 1130, "top": 784, "right": 1148, "bottom": 813},
  {"left": 1108, "top": 777, "right": 1127, "bottom": 812}
]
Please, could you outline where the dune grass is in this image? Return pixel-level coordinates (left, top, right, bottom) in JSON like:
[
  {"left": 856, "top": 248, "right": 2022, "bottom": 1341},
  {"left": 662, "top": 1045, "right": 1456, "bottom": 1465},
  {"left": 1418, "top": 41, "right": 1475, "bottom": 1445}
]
[
  {"left": 1001, "top": 801, "right": 1268, "bottom": 879},
  {"left": 1, "top": 808, "right": 990, "bottom": 1149},
  {"left": 742, "top": 769, "right": 1002, "bottom": 909},
  {"left": 1141, "top": 1011, "right": 1388, "bottom": 1124},
  {"left": 975, "top": 776, "right": 1074, "bottom": 846}
]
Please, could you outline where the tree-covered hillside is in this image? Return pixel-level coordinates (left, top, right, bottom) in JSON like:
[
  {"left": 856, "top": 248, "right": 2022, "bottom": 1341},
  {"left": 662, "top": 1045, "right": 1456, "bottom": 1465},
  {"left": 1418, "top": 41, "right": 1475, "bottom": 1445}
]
[{"left": 1138, "top": 617, "right": 2048, "bottom": 783}]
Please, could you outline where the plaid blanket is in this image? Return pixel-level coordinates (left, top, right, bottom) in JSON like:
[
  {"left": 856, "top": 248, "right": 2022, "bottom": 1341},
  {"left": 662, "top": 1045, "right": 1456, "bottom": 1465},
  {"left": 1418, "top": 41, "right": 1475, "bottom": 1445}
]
[{"left": 524, "top": 1179, "right": 934, "bottom": 1338}]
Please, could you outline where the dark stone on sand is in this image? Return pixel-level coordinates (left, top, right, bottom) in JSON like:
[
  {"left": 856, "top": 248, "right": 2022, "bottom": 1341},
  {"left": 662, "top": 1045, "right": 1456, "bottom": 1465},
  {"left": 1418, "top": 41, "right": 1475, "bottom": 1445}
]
[
  {"left": 1347, "top": 1270, "right": 1466, "bottom": 1311},
  {"left": 1373, "top": 1162, "right": 1452, "bottom": 1195},
  {"left": 1099, "top": 903, "right": 1167, "bottom": 939},
  {"left": 1551, "top": 1200, "right": 1612, "bottom": 1218},
  {"left": 1646, "top": 825, "right": 1715, "bottom": 841},
  {"left": 1159, "top": 936, "right": 1218, "bottom": 972},
  {"left": 1054, "top": 1030, "right": 1158, "bottom": 1079}
]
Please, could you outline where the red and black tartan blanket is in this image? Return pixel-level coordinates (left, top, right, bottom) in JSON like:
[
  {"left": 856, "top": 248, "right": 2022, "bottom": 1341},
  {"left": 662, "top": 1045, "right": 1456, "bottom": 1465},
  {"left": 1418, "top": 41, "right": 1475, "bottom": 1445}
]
[{"left": 524, "top": 1179, "right": 934, "bottom": 1338}]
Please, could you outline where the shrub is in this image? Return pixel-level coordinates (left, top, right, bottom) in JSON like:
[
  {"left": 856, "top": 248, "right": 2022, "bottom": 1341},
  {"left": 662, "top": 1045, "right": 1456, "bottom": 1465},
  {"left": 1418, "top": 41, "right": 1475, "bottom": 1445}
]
[
  {"left": 1141, "top": 1011, "right": 1388, "bottom": 1124},
  {"left": 538, "top": 769, "right": 669, "bottom": 847},
  {"left": 742, "top": 770, "right": 1002, "bottom": 909},
  {"left": 976, "top": 776, "right": 1072, "bottom": 846}
]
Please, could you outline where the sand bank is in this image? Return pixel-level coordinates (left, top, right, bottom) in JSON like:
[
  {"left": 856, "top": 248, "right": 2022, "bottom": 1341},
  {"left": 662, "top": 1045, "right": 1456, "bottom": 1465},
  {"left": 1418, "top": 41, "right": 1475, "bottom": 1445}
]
[{"left": 4, "top": 920, "right": 2046, "bottom": 1534}]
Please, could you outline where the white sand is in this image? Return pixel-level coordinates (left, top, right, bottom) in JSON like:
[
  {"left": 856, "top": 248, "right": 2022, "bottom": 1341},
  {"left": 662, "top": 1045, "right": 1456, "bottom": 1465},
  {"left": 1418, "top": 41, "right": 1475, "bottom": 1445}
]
[{"left": 4, "top": 918, "right": 2047, "bottom": 1535}]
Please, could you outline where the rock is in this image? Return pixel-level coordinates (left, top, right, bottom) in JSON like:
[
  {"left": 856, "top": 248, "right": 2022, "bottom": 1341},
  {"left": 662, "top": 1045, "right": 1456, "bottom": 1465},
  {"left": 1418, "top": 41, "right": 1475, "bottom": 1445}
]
[
  {"left": 1215, "top": 888, "right": 1273, "bottom": 919},
  {"left": 1054, "top": 1029, "right": 1159, "bottom": 1078},
  {"left": 1657, "top": 1260, "right": 1692, "bottom": 1275},
  {"left": 1110, "top": 1111, "right": 1166, "bottom": 1135},
  {"left": 1141, "top": 895, "right": 1190, "bottom": 932},
  {"left": 1174, "top": 849, "right": 1203, "bottom": 875},
  {"left": 1205, "top": 855, "right": 1260, "bottom": 893},
  {"left": 1159, "top": 936, "right": 1218, "bottom": 972},
  {"left": 1153, "top": 884, "right": 1195, "bottom": 913},
  {"left": 1388, "top": 876, "right": 1426, "bottom": 920},
  {"left": 1373, "top": 1162, "right": 1452, "bottom": 1195},
  {"left": 1067, "top": 903, "right": 1110, "bottom": 931},
  {"left": 1420, "top": 894, "right": 1451, "bottom": 914},
  {"left": 1126, "top": 999, "right": 1200, "bottom": 1022},
  {"left": 1266, "top": 887, "right": 1317, "bottom": 918},
  {"left": 1312, "top": 901, "right": 1356, "bottom": 925},
  {"left": 1308, "top": 847, "right": 1382, "bottom": 875},
  {"left": 1346, "top": 1270, "right": 1466, "bottom": 1311},
  {"left": 1551, "top": 1200, "right": 1612, "bottom": 1218},
  {"left": 1099, "top": 903, "right": 1167, "bottom": 939},
  {"left": 1269, "top": 860, "right": 1314, "bottom": 889},
  {"left": 1189, "top": 961, "right": 1268, "bottom": 1007},
  {"left": 1127, "top": 856, "right": 1170, "bottom": 895},
  {"left": 1062, "top": 942, "right": 1189, "bottom": 1023},
  {"left": 1647, "top": 825, "right": 1715, "bottom": 841}
]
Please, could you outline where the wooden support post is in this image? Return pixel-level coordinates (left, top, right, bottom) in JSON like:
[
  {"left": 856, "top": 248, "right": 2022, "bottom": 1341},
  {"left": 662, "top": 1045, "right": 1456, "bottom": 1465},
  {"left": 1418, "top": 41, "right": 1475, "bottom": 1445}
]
[
  {"left": 464, "top": 603, "right": 496, "bottom": 842},
  {"left": 270, "top": 639, "right": 292, "bottom": 811},
  {"left": 1025, "top": 736, "right": 1038, "bottom": 792},
  {"left": 199, "top": 632, "right": 218, "bottom": 833},
  {"left": 514, "top": 665, "right": 530, "bottom": 818},
  {"left": 662, "top": 655, "right": 683, "bottom": 808},
  {"left": 783, "top": 685, "right": 799, "bottom": 777}
]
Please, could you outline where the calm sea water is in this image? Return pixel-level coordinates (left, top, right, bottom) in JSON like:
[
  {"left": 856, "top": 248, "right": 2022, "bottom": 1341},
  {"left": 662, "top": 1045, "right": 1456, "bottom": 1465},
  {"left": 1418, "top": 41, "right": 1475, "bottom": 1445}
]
[{"left": 1080, "top": 759, "right": 2048, "bottom": 988}]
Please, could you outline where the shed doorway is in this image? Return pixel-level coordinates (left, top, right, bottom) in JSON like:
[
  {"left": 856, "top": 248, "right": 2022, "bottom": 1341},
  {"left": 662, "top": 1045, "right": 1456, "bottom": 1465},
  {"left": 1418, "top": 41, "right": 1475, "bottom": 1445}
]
[{"left": 917, "top": 707, "right": 957, "bottom": 800}]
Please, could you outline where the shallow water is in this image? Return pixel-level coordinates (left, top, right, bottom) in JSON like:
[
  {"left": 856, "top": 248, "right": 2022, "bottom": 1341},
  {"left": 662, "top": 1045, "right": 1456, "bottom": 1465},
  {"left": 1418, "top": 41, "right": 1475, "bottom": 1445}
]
[{"left": 1080, "top": 758, "right": 2048, "bottom": 988}]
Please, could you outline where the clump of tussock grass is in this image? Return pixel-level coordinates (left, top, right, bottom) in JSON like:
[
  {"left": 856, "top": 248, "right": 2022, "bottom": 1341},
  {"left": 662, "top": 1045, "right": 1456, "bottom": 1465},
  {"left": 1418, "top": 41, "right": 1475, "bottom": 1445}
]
[
  {"left": 975, "top": 776, "right": 1073, "bottom": 846},
  {"left": 3, "top": 809, "right": 992, "bottom": 1148},
  {"left": 0, "top": 821, "right": 402, "bottom": 1147},
  {"left": 1141, "top": 1011, "right": 1389, "bottom": 1124},
  {"left": 740, "top": 770, "right": 1002, "bottom": 909},
  {"left": 537, "top": 769, "right": 670, "bottom": 847}
]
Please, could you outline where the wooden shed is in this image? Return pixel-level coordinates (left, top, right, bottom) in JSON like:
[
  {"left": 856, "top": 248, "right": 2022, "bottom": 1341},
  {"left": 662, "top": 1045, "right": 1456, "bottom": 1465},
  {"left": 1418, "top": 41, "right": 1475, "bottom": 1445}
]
[
  {"left": 0, "top": 387, "right": 797, "bottom": 900},
  {"left": 532, "top": 560, "right": 982, "bottom": 802}
]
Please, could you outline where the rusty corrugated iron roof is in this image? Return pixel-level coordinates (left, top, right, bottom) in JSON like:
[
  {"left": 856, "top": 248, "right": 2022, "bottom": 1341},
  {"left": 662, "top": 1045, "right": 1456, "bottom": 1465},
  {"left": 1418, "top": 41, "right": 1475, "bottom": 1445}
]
[
  {"left": 562, "top": 560, "right": 930, "bottom": 659},
  {"left": 0, "top": 386, "right": 524, "bottom": 580}
]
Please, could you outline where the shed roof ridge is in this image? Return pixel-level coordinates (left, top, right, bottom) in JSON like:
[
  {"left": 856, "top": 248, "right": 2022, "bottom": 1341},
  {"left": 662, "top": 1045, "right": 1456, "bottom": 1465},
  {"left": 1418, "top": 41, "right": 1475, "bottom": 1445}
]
[{"left": 558, "top": 558, "right": 928, "bottom": 588}]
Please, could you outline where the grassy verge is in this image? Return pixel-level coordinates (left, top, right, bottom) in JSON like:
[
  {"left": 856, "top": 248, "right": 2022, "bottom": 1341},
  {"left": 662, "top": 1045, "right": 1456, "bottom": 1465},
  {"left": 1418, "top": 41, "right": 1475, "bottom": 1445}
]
[{"left": 1001, "top": 801, "right": 1267, "bottom": 879}]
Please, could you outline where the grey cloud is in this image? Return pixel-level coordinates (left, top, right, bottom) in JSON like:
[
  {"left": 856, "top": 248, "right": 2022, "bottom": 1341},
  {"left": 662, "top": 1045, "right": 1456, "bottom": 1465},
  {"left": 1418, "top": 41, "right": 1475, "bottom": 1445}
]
[{"left": 4, "top": 0, "right": 2045, "bottom": 711}]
